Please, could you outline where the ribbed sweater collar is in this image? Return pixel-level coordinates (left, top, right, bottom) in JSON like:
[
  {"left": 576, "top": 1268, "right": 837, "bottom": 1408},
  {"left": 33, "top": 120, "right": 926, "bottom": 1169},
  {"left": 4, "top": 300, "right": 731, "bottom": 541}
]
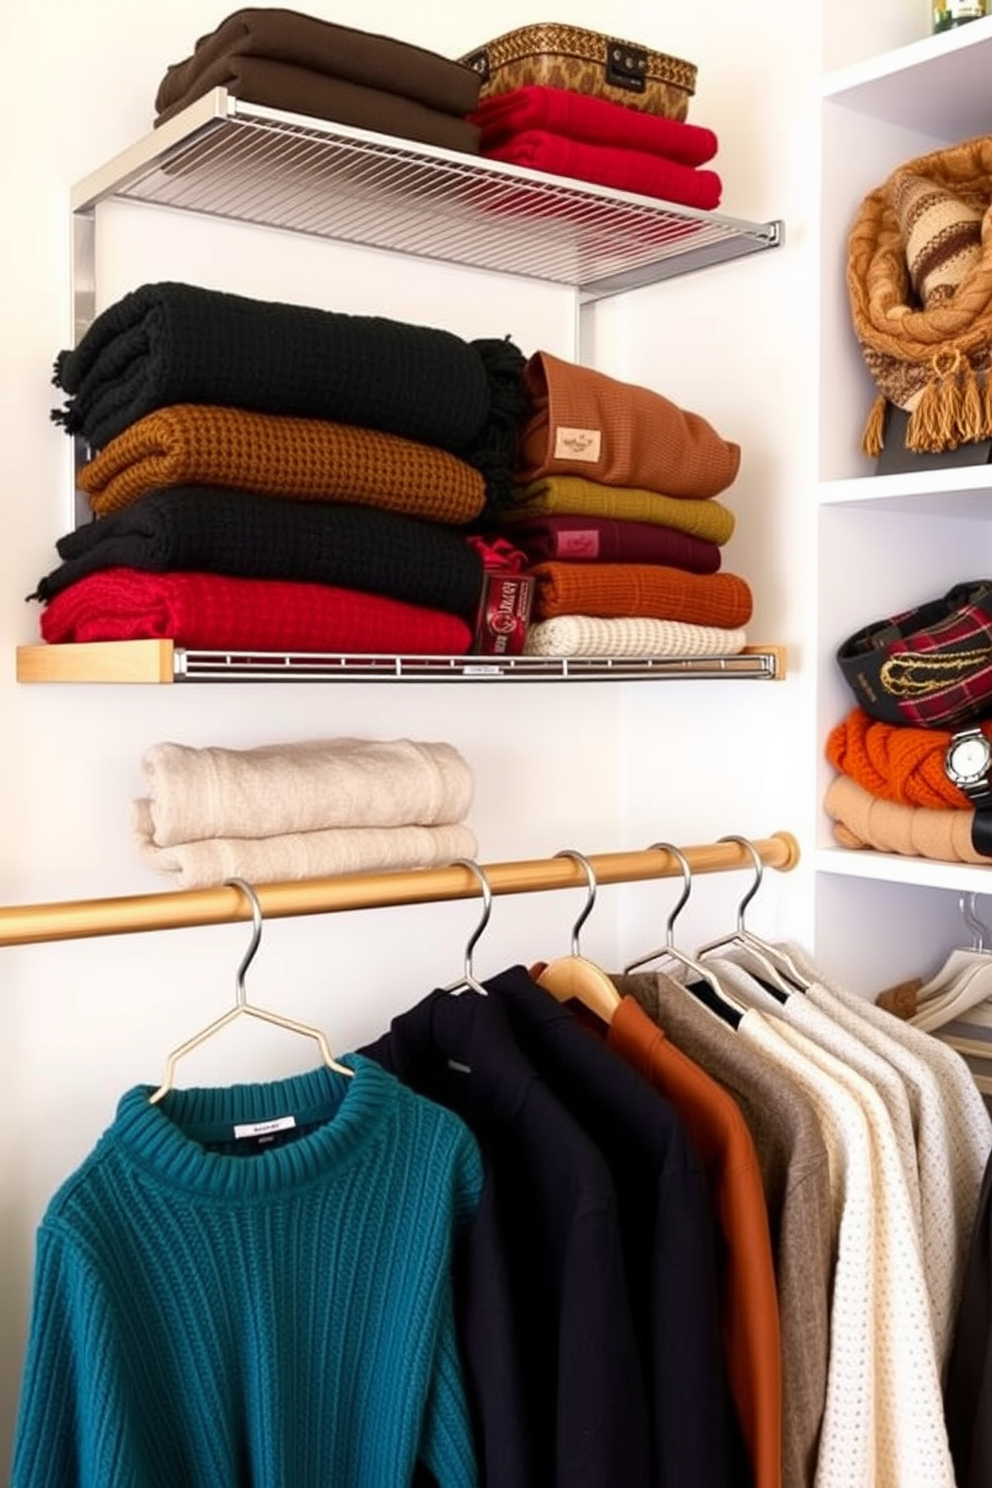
[{"left": 109, "top": 1054, "right": 390, "bottom": 1201}]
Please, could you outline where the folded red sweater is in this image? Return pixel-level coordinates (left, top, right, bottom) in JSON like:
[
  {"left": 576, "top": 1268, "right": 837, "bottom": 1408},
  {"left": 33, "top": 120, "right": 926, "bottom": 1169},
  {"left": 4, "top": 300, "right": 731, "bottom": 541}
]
[
  {"left": 38, "top": 568, "right": 473, "bottom": 654},
  {"left": 484, "top": 131, "right": 722, "bottom": 210},
  {"left": 471, "top": 85, "right": 718, "bottom": 167}
]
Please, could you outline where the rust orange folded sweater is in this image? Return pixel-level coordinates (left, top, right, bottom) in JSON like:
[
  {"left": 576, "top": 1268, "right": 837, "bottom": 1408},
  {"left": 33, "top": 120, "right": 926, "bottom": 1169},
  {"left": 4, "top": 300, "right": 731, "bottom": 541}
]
[
  {"left": 77, "top": 403, "right": 487, "bottom": 524},
  {"left": 826, "top": 705, "right": 981, "bottom": 809},
  {"left": 517, "top": 351, "right": 741, "bottom": 498},
  {"left": 528, "top": 561, "right": 753, "bottom": 628}
]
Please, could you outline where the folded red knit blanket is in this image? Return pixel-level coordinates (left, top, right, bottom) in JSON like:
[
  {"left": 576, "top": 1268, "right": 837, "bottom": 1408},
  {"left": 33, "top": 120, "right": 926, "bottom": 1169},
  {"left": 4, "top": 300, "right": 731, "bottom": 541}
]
[
  {"left": 528, "top": 562, "right": 752, "bottom": 628},
  {"left": 471, "top": 85, "right": 717, "bottom": 166},
  {"left": 484, "top": 132, "right": 722, "bottom": 210},
  {"left": 38, "top": 569, "right": 474, "bottom": 654},
  {"left": 500, "top": 514, "right": 721, "bottom": 572}
]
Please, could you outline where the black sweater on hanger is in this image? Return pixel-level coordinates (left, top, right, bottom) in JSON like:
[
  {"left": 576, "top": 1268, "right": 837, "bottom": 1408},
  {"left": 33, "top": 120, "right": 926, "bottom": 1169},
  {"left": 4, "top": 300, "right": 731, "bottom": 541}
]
[
  {"left": 360, "top": 977, "right": 652, "bottom": 1488},
  {"left": 484, "top": 965, "right": 737, "bottom": 1488}
]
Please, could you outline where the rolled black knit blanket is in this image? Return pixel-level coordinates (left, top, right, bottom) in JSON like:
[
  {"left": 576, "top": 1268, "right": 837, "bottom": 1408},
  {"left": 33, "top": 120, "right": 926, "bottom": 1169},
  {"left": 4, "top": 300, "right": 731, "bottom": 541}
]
[
  {"left": 29, "top": 486, "right": 485, "bottom": 619},
  {"left": 52, "top": 282, "right": 530, "bottom": 511}
]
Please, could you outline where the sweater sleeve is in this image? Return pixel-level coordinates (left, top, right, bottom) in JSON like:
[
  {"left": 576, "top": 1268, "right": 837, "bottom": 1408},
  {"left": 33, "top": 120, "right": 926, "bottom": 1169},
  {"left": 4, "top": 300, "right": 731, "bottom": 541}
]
[
  {"left": 12, "top": 1224, "right": 124, "bottom": 1488},
  {"left": 418, "top": 1276, "right": 480, "bottom": 1488}
]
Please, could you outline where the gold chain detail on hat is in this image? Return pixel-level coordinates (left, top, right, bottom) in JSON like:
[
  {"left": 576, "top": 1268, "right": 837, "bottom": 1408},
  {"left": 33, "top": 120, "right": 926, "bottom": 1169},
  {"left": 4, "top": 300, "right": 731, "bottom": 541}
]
[{"left": 880, "top": 646, "right": 992, "bottom": 697}]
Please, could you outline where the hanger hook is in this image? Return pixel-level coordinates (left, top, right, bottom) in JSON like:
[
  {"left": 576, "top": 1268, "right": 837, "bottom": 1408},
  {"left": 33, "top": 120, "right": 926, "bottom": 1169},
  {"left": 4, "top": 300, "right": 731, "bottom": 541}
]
[
  {"left": 554, "top": 849, "right": 598, "bottom": 956},
  {"left": 960, "top": 891, "right": 992, "bottom": 952},
  {"left": 224, "top": 877, "right": 263, "bottom": 1008},
  {"left": 450, "top": 859, "right": 493, "bottom": 988},
  {"left": 648, "top": 841, "right": 693, "bottom": 948},
  {"left": 718, "top": 834, "right": 763, "bottom": 932}
]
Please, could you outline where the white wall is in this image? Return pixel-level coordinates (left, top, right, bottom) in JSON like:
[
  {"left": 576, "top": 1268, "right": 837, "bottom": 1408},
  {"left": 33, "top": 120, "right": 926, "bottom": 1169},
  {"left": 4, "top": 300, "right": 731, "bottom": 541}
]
[{"left": 0, "top": 0, "right": 818, "bottom": 1468}]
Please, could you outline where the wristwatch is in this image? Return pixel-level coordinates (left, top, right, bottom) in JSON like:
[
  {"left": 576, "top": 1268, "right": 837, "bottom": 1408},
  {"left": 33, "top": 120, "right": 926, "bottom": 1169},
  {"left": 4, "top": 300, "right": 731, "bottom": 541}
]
[{"left": 945, "top": 727, "right": 992, "bottom": 855}]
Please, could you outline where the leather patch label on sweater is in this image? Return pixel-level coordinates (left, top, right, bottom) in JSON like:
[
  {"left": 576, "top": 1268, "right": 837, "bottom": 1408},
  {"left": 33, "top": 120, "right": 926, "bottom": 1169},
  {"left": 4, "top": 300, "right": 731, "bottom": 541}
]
[{"left": 554, "top": 426, "right": 601, "bottom": 462}]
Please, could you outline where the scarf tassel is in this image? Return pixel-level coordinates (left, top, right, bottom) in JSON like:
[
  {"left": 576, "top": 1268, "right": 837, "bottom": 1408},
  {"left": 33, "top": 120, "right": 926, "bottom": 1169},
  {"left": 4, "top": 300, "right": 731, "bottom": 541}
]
[
  {"left": 906, "top": 363, "right": 992, "bottom": 454},
  {"left": 861, "top": 392, "right": 888, "bottom": 458}
]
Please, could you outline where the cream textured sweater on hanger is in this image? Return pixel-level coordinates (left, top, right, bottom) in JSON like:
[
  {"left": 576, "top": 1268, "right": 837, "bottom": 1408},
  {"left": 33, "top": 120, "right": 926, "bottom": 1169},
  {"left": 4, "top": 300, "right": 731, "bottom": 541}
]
[
  {"left": 777, "top": 944, "right": 992, "bottom": 1367},
  {"left": 737, "top": 1007, "right": 956, "bottom": 1488}
]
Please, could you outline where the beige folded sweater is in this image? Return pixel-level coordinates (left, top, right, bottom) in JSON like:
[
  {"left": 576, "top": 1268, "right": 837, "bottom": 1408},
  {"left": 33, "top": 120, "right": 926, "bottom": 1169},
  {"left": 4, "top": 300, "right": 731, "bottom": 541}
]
[
  {"left": 140, "top": 737, "right": 475, "bottom": 847},
  {"left": 524, "top": 615, "right": 748, "bottom": 658},
  {"left": 134, "top": 802, "right": 478, "bottom": 890},
  {"left": 824, "top": 774, "right": 987, "bottom": 864}
]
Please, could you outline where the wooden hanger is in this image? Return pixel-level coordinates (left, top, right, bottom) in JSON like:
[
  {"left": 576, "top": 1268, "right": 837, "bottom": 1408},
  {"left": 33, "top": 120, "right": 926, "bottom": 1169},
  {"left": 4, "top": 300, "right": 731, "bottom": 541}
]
[
  {"left": 149, "top": 876, "right": 352, "bottom": 1105},
  {"left": 536, "top": 849, "right": 622, "bottom": 1024}
]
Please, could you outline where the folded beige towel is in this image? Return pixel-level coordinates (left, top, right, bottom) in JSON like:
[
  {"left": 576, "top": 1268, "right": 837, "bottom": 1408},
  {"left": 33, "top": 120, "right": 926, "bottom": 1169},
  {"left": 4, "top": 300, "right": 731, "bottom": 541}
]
[
  {"left": 134, "top": 801, "right": 478, "bottom": 889},
  {"left": 524, "top": 615, "right": 748, "bottom": 658},
  {"left": 824, "top": 773, "right": 986, "bottom": 864},
  {"left": 140, "top": 737, "right": 475, "bottom": 847}
]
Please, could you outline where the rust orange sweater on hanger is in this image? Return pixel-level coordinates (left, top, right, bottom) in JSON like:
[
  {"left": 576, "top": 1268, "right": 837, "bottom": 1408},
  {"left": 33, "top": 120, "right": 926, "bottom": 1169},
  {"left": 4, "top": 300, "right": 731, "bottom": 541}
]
[{"left": 607, "top": 996, "right": 783, "bottom": 1488}]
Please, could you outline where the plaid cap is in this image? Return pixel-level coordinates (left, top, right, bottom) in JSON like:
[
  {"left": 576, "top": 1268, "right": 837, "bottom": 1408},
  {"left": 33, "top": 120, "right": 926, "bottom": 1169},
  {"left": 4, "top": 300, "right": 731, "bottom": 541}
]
[{"left": 836, "top": 580, "right": 992, "bottom": 728}]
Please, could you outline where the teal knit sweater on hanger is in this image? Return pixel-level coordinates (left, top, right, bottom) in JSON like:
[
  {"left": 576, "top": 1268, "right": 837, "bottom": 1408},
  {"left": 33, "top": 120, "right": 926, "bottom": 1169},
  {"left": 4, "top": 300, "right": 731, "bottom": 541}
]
[{"left": 12, "top": 1055, "right": 483, "bottom": 1488}]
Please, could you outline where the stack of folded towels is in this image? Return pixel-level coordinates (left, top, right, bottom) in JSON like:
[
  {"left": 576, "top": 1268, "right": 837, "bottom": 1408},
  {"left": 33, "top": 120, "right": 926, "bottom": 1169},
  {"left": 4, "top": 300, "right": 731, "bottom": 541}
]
[
  {"left": 153, "top": 7, "right": 484, "bottom": 155},
  {"left": 134, "top": 735, "right": 478, "bottom": 889},
  {"left": 470, "top": 82, "right": 722, "bottom": 209},
  {"left": 489, "top": 350, "right": 752, "bottom": 658},
  {"left": 33, "top": 280, "right": 529, "bottom": 655}
]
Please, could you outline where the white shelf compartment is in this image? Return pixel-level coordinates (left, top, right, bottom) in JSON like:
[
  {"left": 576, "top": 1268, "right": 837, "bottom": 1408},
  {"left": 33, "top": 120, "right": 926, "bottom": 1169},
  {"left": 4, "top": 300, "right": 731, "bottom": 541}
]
[
  {"left": 71, "top": 87, "right": 782, "bottom": 309},
  {"left": 815, "top": 844, "right": 992, "bottom": 895},
  {"left": 818, "top": 466, "right": 992, "bottom": 515}
]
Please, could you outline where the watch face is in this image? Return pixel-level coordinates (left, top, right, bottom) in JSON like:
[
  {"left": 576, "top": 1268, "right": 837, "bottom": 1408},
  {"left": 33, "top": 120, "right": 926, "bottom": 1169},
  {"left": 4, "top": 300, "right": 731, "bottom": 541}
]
[{"left": 949, "top": 734, "right": 992, "bottom": 782}]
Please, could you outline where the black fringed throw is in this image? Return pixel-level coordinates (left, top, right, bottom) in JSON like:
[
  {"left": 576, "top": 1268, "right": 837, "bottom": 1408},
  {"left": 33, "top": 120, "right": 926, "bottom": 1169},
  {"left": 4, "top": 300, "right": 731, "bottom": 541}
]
[
  {"left": 52, "top": 282, "right": 529, "bottom": 512},
  {"left": 29, "top": 486, "right": 485, "bottom": 620}
]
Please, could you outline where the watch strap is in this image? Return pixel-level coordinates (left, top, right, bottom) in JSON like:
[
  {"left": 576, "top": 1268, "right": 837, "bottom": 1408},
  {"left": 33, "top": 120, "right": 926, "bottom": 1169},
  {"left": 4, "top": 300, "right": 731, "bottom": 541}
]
[{"left": 970, "top": 805, "right": 992, "bottom": 857}]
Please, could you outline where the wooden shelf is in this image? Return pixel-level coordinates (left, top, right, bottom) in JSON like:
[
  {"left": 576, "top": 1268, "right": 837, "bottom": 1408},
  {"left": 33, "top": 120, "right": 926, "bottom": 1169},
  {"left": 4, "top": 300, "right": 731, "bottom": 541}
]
[{"left": 16, "top": 641, "right": 787, "bottom": 685}]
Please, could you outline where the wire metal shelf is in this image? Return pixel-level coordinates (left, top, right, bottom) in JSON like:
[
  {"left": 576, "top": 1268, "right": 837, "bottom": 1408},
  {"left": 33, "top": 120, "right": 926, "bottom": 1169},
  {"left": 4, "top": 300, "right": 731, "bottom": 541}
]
[{"left": 72, "top": 89, "right": 782, "bottom": 301}]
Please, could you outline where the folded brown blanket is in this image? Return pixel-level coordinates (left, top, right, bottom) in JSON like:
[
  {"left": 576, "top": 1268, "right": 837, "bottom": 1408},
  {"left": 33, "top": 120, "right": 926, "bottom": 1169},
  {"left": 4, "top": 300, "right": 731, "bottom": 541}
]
[
  {"left": 527, "top": 562, "right": 753, "bottom": 627},
  {"left": 824, "top": 774, "right": 988, "bottom": 864},
  {"left": 517, "top": 351, "right": 741, "bottom": 499},
  {"left": 501, "top": 513, "right": 721, "bottom": 572},
  {"left": 76, "top": 404, "right": 487, "bottom": 524},
  {"left": 504, "top": 475, "right": 736, "bottom": 545},
  {"left": 155, "top": 8, "right": 481, "bottom": 116},
  {"left": 156, "top": 58, "right": 481, "bottom": 155}
]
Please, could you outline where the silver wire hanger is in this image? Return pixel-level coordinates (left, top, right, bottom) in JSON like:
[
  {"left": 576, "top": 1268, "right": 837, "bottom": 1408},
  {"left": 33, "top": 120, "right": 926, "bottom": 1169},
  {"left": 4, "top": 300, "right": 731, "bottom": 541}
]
[
  {"left": 536, "top": 849, "right": 622, "bottom": 1023},
  {"left": 695, "top": 834, "right": 807, "bottom": 998},
  {"left": 441, "top": 859, "right": 493, "bottom": 996},
  {"left": 622, "top": 841, "right": 745, "bottom": 1024},
  {"left": 149, "top": 876, "right": 353, "bottom": 1105}
]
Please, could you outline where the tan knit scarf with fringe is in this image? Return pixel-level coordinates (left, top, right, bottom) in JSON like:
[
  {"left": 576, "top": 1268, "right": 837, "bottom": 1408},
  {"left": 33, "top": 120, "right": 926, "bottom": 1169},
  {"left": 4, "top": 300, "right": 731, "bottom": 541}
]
[{"left": 847, "top": 134, "right": 992, "bottom": 456}]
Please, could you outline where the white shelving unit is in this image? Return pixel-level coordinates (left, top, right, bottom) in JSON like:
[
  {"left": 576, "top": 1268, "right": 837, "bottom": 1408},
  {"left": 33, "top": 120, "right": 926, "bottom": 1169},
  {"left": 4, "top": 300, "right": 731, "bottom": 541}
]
[
  {"left": 18, "top": 87, "right": 785, "bottom": 688},
  {"left": 814, "top": 18, "right": 992, "bottom": 990}
]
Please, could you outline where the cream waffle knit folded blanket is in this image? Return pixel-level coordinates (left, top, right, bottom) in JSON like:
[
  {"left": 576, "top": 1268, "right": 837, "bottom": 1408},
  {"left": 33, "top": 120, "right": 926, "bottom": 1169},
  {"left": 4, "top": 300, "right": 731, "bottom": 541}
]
[
  {"left": 139, "top": 737, "right": 475, "bottom": 847},
  {"left": 134, "top": 805, "right": 478, "bottom": 890}
]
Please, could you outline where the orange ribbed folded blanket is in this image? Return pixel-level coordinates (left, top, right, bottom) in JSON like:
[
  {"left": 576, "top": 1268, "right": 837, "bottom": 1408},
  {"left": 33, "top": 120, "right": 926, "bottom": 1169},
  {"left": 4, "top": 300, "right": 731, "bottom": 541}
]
[
  {"left": 517, "top": 351, "right": 740, "bottom": 499},
  {"left": 505, "top": 475, "right": 736, "bottom": 545},
  {"left": 77, "top": 403, "right": 487, "bottom": 523},
  {"left": 826, "top": 705, "right": 978, "bottom": 809},
  {"left": 528, "top": 562, "right": 753, "bottom": 627}
]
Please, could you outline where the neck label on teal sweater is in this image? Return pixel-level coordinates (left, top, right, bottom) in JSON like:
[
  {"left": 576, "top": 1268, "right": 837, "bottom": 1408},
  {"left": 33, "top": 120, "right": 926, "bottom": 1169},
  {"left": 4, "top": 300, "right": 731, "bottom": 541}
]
[{"left": 233, "top": 1114, "right": 297, "bottom": 1140}]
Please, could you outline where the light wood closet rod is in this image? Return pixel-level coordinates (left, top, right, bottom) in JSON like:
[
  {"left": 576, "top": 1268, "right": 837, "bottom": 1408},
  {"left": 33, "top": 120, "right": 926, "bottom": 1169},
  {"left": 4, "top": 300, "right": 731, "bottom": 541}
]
[{"left": 0, "top": 832, "right": 800, "bottom": 949}]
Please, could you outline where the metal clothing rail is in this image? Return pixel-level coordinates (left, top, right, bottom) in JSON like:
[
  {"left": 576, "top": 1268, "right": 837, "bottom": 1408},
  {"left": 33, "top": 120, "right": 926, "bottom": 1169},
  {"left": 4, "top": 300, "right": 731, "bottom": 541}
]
[{"left": 0, "top": 832, "right": 800, "bottom": 949}]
